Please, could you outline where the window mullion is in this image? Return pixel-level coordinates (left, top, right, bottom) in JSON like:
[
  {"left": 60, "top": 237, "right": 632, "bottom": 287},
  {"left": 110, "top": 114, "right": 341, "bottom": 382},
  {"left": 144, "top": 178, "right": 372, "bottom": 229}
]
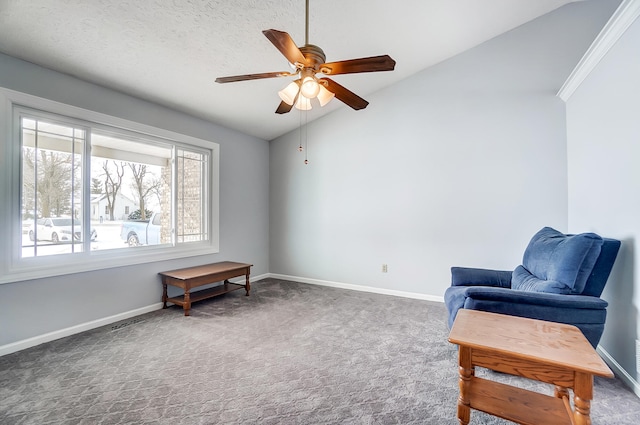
[
  {"left": 171, "top": 146, "right": 177, "bottom": 246},
  {"left": 32, "top": 119, "right": 39, "bottom": 257},
  {"left": 83, "top": 129, "right": 92, "bottom": 254}
]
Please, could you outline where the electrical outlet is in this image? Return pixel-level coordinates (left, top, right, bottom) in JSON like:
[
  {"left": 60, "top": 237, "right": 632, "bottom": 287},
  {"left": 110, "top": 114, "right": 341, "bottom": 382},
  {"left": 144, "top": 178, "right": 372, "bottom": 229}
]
[{"left": 382, "top": 264, "right": 388, "bottom": 273}]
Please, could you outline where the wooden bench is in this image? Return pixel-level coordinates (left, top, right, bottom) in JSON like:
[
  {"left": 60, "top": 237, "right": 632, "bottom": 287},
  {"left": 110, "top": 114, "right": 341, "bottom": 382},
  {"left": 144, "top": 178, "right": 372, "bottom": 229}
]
[{"left": 159, "top": 261, "right": 252, "bottom": 316}]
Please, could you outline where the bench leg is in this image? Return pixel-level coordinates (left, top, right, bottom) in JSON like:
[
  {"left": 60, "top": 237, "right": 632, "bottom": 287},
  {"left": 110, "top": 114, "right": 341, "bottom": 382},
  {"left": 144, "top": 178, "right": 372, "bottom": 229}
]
[
  {"left": 162, "top": 282, "right": 168, "bottom": 309},
  {"left": 183, "top": 290, "right": 191, "bottom": 316}
]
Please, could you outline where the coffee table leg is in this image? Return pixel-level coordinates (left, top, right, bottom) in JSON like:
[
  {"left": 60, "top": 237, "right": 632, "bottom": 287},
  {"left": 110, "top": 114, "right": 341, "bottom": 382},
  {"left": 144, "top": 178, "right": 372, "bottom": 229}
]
[
  {"left": 162, "top": 282, "right": 168, "bottom": 309},
  {"left": 245, "top": 272, "right": 250, "bottom": 296},
  {"left": 183, "top": 290, "right": 191, "bottom": 316},
  {"left": 457, "top": 346, "right": 473, "bottom": 425},
  {"left": 574, "top": 373, "right": 593, "bottom": 425}
]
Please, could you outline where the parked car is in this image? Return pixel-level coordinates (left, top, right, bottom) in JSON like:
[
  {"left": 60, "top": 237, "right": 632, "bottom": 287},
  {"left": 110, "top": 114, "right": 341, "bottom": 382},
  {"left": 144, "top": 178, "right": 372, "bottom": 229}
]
[
  {"left": 28, "top": 217, "right": 97, "bottom": 243},
  {"left": 120, "top": 212, "right": 162, "bottom": 246}
]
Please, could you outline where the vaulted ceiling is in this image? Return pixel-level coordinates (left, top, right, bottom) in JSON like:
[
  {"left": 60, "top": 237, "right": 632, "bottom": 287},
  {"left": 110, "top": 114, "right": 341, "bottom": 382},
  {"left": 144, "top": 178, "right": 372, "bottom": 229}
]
[{"left": 0, "top": 0, "right": 579, "bottom": 140}]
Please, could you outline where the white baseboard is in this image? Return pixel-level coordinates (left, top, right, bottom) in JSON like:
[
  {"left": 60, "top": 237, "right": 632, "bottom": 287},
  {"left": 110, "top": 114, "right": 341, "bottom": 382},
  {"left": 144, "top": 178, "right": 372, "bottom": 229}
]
[
  {"left": 267, "top": 273, "right": 445, "bottom": 303},
  {"left": 597, "top": 345, "right": 640, "bottom": 398},
  {"left": 0, "top": 273, "right": 272, "bottom": 357},
  {"left": 0, "top": 303, "right": 164, "bottom": 357}
]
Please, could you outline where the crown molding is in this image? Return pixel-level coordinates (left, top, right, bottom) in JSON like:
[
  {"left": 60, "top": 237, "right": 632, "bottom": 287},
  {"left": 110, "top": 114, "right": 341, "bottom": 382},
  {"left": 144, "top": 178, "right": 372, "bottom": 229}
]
[{"left": 557, "top": 0, "right": 640, "bottom": 101}]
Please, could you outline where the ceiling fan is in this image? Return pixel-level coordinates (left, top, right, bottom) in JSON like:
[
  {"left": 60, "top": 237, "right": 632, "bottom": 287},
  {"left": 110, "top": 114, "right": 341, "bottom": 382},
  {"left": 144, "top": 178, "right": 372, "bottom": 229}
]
[{"left": 215, "top": 0, "right": 396, "bottom": 114}]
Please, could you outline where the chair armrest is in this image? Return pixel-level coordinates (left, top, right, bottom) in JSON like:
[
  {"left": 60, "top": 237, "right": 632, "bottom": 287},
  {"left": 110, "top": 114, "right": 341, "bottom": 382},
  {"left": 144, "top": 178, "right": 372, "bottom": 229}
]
[
  {"left": 462, "top": 286, "right": 608, "bottom": 309},
  {"left": 458, "top": 286, "right": 609, "bottom": 347},
  {"left": 451, "top": 267, "right": 512, "bottom": 288}
]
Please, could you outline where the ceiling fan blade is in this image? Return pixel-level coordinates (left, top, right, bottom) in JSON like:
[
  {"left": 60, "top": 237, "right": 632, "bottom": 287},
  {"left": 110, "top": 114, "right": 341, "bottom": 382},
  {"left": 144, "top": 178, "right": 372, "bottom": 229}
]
[
  {"left": 320, "top": 55, "right": 396, "bottom": 75},
  {"left": 263, "top": 29, "right": 307, "bottom": 66},
  {"left": 275, "top": 101, "right": 294, "bottom": 114},
  {"left": 321, "top": 78, "right": 369, "bottom": 110},
  {"left": 215, "top": 71, "right": 294, "bottom": 84}
]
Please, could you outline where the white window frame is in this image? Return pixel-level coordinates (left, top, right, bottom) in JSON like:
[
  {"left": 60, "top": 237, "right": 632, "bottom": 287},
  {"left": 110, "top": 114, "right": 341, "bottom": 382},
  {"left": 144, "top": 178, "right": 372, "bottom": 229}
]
[{"left": 0, "top": 87, "right": 220, "bottom": 284}]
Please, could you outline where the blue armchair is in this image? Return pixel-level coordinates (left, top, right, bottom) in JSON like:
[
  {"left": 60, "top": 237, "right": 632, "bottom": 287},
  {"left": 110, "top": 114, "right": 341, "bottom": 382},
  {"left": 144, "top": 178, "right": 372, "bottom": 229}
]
[{"left": 444, "top": 227, "right": 620, "bottom": 348}]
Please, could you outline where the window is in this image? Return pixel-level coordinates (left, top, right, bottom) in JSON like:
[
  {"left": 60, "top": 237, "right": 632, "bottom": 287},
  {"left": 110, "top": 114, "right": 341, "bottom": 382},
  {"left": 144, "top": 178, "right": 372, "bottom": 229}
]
[{"left": 0, "top": 88, "right": 219, "bottom": 283}]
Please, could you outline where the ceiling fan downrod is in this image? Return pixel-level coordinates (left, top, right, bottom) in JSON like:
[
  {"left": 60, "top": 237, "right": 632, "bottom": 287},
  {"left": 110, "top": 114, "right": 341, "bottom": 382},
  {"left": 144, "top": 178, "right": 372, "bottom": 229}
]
[{"left": 305, "top": 0, "right": 310, "bottom": 46}]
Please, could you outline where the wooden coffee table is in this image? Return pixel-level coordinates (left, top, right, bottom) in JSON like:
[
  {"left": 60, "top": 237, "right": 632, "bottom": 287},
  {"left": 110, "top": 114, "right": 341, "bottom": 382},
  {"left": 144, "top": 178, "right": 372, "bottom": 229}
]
[
  {"left": 159, "top": 261, "right": 252, "bottom": 316},
  {"left": 448, "top": 309, "right": 613, "bottom": 425}
]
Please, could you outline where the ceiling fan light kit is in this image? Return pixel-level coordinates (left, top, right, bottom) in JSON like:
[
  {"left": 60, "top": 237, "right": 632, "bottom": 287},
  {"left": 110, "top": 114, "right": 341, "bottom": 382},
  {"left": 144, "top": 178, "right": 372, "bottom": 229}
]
[{"left": 215, "top": 0, "right": 396, "bottom": 114}]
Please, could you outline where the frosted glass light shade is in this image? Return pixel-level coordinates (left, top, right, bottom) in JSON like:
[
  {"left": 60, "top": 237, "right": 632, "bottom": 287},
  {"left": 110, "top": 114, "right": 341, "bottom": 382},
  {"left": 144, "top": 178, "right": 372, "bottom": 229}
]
[
  {"left": 278, "top": 81, "right": 300, "bottom": 105},
  {"left": 317, "top": 85, "right": 335, "bottom": 107},
  {"left": 294, "top": 95, "right": 312, "bottom": 111},
  {"left": 300, "top": 76, "right": 320, "bottom": 99}
]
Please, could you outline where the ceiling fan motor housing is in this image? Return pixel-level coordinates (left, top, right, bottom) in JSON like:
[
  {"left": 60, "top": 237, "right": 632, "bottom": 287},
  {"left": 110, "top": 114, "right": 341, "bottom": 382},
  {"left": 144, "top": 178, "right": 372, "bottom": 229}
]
[{"left": 299, "top": 44, "right": 326, "bottom": 70}]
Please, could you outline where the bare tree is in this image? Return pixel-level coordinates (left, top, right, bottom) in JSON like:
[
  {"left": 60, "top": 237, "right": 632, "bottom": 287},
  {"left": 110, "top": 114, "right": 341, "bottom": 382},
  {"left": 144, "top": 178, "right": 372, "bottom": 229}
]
[
  {"left": 102, "top": 160, "right": 125, "bottom": 221},
  {"left": 128, "top": 163, "right": 161, "bottom": 221},
  {"left": 22, "top": 148, "right": 74, "bottom": 218},
  {"left": 149, "top": 176, "right": 165, "bottom": 211}
]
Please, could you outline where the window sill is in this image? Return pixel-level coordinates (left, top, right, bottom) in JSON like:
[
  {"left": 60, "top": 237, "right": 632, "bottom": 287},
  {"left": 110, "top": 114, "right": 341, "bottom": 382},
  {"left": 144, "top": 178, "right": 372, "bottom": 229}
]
[{"left": 1, "top": 243, "right": 219, "bottom": 284}]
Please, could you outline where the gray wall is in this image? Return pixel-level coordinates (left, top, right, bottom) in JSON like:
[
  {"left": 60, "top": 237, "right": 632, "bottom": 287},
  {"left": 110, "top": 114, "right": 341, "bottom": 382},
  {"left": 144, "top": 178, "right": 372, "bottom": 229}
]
[
  {"left": 566, "top": 13, "right": 640, "bottom": 385},
  {"left": 270, "top": 1, "right": 617, "bottom": 297},
  {"left": 0, "top": 53, "right": 270, "bottom": 347}
]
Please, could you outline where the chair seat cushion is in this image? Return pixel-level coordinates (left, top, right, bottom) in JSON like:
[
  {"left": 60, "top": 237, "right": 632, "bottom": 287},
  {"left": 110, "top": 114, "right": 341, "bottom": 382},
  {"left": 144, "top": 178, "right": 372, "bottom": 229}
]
[{"left": 512, "top": 227, "right": 603, "bottom": 294}]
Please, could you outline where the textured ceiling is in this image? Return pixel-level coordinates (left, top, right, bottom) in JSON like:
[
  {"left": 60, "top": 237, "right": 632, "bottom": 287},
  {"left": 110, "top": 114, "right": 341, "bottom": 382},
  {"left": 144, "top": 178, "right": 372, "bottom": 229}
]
[{"left": 0, "top": 0, "right": 578, "bottom": 141}]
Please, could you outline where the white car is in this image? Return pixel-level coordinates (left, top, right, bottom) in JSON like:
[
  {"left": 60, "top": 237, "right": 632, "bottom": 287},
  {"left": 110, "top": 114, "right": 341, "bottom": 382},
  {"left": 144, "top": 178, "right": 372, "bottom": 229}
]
[{"left": 28, "top": 217, "right": 97, "bottom": 243}]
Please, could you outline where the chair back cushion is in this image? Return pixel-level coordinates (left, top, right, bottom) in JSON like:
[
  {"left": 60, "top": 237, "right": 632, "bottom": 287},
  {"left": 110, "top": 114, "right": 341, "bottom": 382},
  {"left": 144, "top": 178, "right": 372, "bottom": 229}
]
[
  {"left": 512, "top": 227, "right": 603, "bottom": 294},
  {"left": 581, "top": 238, "right": 621, "bottom": 297}
]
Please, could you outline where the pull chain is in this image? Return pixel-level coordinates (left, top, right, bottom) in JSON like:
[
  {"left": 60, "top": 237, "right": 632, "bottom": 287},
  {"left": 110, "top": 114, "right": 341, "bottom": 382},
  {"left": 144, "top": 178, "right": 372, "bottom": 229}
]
[
  {"left": 298, "top": 102, "right": 304, "bottom": 152},
  {"left": 300, "top": 0, "right": 311, "bottom": 164},
  {"left": 297, "top": 98, "right": 310, "bottom": 164},
  {"left": 304, "top": 103, "right": 309, "bottom": 164}
]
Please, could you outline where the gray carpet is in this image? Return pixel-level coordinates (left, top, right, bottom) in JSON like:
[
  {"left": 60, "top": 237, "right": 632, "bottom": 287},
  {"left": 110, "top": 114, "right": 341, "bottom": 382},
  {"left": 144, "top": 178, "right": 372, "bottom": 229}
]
[{"left": 1, "top": 278, "right": 639, "bottom": 424}]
